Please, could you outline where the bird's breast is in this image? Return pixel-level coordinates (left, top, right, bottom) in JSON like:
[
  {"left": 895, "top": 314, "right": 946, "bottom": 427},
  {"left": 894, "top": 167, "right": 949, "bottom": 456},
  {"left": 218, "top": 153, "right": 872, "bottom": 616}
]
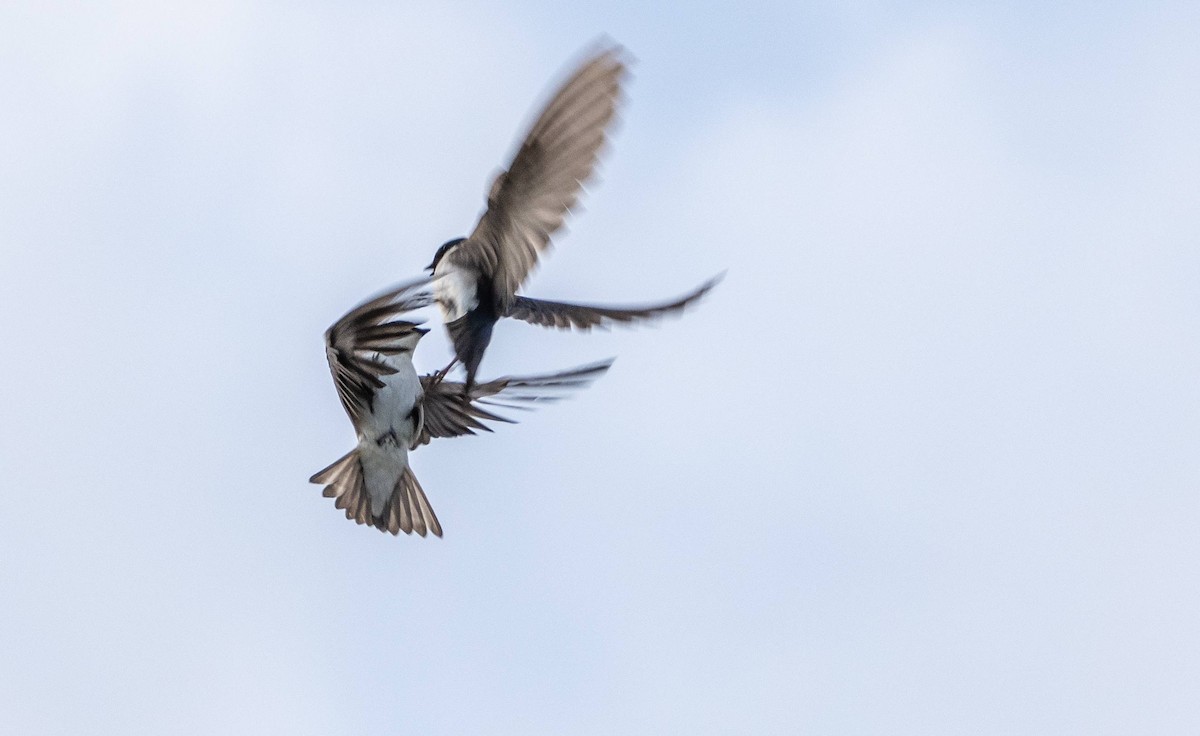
[
  {"left": 433, "top": 262, "right": 480, "bottom": 322},
  {"left": 360, "top": 356, "right": 422, "bottom": 443}
]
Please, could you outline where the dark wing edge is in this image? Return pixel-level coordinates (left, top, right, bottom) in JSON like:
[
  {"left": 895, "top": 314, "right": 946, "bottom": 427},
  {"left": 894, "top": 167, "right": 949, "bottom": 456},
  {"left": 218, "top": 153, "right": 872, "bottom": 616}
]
[
  {"left": 502, "top": 272, "right": 723, "bottom": 330},
  {"left": 324, "top": 277, "right": 432, "bottom": 424},
  {"left": 414, "top": 358, "right": 615, "bottom": 446},
  {"left": 459, "top": 44, "right": 630, "bottom": 309},
  {"left": 414, "top": 380, "right": 507, "bottom": 447}
]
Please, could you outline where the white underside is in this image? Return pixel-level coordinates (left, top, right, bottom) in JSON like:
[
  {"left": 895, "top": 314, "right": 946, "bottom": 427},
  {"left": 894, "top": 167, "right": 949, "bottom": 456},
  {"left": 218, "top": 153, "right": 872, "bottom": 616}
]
[
  {"left": 357, "top": 352, "right": 423, "bottom": 516},
  {"left": 357, "top": 440, "right": 408, "bottom": 516},
  {"left": 433, "top": 261, "right": 479, "bottom": 322}
]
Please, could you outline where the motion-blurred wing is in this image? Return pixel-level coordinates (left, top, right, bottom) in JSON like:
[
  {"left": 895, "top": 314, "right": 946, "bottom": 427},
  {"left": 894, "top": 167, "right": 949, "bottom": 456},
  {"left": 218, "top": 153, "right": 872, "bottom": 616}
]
[
  {"left": 454, "top": 45, "right": 628, "bottom": 310},
  {"left": 503, "top": 274, "right": 722, "bottom": 330},
  {"left": 324, "top": 278, "right": 432, "bottom": 425},
  {"left": 414, "top": 359, "right": 614, "bottom": 446}
]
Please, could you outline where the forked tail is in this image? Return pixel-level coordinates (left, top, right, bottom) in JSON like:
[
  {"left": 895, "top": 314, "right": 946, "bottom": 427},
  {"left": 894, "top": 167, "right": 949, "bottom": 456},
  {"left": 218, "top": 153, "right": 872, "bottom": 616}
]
[{"left": 310, "top": 452, "right": 443, "bottom": 537}]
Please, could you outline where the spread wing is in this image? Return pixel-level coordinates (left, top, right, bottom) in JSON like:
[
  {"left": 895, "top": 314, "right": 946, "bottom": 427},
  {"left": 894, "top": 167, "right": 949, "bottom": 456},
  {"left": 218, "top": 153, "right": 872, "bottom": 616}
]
[
  {"left": 324, "top": 278, "right": 432, "bottom": 426},
  {"left": 453, "top": 44, "right": 629, "bottom": 311},
  {"left": 503, "top": 274, "right": 722, "bottom": 330},
  {"left": 413, "top": 359, "right": 614, "bottom": 446}
]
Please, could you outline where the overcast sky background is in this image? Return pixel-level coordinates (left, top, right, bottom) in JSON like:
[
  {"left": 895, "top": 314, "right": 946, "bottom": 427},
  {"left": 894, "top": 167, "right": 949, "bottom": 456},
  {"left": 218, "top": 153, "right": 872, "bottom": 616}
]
[{"left": 3, "top": 1, "right": 1200, "bottom": 734}]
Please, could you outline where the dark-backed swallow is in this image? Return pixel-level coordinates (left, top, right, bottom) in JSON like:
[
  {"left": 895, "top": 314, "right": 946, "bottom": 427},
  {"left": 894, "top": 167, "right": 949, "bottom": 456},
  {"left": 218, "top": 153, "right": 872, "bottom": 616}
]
[
  {"left": 310, "top": 277, "right": 613, "bottom": 537},
  {"left": 426, "top": 43, "right": 721, "bottom": 390}
]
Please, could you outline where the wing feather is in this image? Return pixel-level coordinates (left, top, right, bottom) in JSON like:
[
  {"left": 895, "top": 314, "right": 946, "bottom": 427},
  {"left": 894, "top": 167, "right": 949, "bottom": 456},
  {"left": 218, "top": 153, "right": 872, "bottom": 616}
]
[
  {"left": 453, "top": 45, "right": 629, "bottom": 311},
  {"left": 323, "top": 278, "right": 431, "bottom": 427},
  {"left": 503, "top": 274, "right": 722, "bottom": 331},
  {"left": 413, "top": 359, "right": 614, "bottom": 446}
]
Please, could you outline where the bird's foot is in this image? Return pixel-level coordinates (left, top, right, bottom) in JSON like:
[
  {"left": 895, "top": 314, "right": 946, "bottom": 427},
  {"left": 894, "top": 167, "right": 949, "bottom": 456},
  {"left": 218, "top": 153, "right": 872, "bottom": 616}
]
[{"left": 430, "top": 359, "right": 458, "bottom": 385}]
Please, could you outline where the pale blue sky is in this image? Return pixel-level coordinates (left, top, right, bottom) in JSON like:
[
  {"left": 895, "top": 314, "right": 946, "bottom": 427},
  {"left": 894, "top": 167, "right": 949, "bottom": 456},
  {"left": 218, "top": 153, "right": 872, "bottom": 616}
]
[{"left": 3, "top": 1, "right": 1199, "bottom": 734}]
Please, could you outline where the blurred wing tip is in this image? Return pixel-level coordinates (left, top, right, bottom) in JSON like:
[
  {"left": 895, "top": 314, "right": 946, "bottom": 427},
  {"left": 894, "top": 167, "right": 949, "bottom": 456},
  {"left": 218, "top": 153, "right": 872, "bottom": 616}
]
[
  {"left": 565, "top": 357, "right": 616, "bottom": 377},
  {"left": 690, "top": 271, "right": 726, "bottom": 300},
  {"left": 476, "top": 399, "right": 541, "bottom": 411},
  {"left": 586, "top": 37, "right": 635, "bottom": 67}
]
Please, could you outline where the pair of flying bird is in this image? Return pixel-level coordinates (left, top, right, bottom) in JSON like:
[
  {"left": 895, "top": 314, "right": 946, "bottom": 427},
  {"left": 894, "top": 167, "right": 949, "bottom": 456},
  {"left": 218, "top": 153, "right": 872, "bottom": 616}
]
[{"left": 310, "top": 45, "right": 720, "bottom": 537}]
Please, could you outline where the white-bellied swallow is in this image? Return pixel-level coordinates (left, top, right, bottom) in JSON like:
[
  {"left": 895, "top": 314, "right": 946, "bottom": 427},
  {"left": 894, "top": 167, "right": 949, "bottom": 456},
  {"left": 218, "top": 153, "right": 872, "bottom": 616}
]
[
  {"left": 310, "top": 277, "right": 613, "bottom": 537},
  {"left": 426, "top": 43, "right": 721, "bottom": 390}
]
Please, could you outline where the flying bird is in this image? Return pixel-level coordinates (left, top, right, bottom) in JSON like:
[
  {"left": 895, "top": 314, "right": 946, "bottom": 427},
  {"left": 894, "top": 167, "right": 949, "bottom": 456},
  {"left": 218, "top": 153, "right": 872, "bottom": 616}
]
[
  {"left": 428, "top": 43, "right": 721, "bottom": 390},
  {"left": 310, "top": 277, "right": 612, "bottom": 536}
]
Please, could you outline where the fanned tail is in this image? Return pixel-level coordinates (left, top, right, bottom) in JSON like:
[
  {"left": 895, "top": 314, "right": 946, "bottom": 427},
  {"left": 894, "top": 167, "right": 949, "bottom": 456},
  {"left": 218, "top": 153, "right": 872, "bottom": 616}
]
[
  {"left": 379, "top": 467, "right": 443, "bottom": 538},
  {"left": 309, "top": 452, "right": 442, "bottom": 537},
  {"left": 310, "top": 450, "right": 373, "bottom": 526}
]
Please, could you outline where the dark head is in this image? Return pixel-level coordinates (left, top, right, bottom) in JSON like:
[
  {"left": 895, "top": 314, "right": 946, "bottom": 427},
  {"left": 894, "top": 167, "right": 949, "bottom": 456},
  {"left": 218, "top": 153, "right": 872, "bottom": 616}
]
[{"left": 426, "top": 237, "right": 467, "bottom": 273}]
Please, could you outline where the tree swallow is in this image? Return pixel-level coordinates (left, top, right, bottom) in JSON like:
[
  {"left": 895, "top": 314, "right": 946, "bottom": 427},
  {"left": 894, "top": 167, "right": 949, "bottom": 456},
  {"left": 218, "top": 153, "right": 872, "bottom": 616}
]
[
  {"left": 426, "top": 44, "right": 721, "bottom": 389},
  {"left": 310, "top": 277, "right": 612, "bottom": 537}
]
